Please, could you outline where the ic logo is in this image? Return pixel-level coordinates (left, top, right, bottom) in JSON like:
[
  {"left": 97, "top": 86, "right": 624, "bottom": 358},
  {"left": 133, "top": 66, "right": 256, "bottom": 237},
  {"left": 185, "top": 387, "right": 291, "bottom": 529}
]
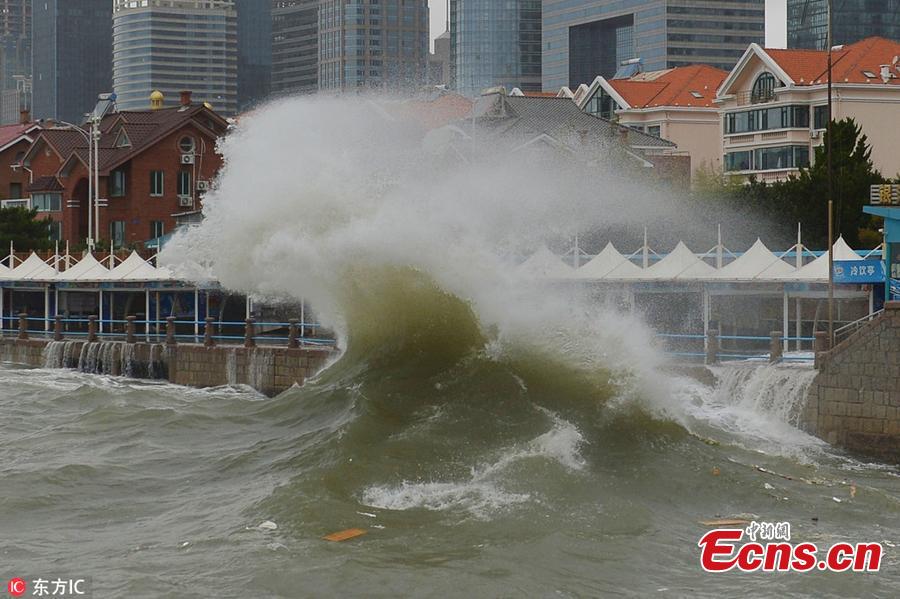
[{"left": 7, "top": 578, "right": 26, "bottom": 597}]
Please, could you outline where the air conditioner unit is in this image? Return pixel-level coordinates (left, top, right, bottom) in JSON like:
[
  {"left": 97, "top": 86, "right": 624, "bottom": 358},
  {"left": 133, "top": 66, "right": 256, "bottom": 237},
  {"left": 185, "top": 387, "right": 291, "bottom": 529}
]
[
  {"left": 196, "top": 180, "right": 209, "bottom": 191},
  {"left": 180, "top": 153, "right": 195, "bottom": 165},
  {"left": 178, "top": 195, "right": 193, "bottom": 208},
  {"left": 810, "top": 130, "right": 821, "bottom": 139}
]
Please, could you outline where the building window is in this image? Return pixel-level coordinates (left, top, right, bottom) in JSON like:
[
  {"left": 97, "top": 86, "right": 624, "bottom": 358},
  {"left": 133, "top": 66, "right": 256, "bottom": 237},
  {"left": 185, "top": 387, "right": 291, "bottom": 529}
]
[
  {"left": 150, "top": 220, "right": 165, "bottom": 240},
  {"left": 647, "top": 125, "right": 661, "bottom": 137},
  {"left": 751, "top": 73, "right": 777, "bottom": 103},
  {"left": 725, "top": 145, "right": 810, "bottom": 172},
  {"left": 48, "top": 220, "right": 62, "bottom": 241},
  {"left": 584, "top": 89, "right": 618, "bottom": 119},
  {"left": 110, "top": 221, "right": 125, "bottom": 247},
  {"left": 814, "top": 105, "right": 829, "bottom": 130},
  {"left": 150, "top": 171, "right": 164, "bottom": 196},
  {"left": 178, "top": 136, "right": 195, "bottom": 153},
  {"left": 32, "top": 192, "right": 62, "bottom": 212},
  {"left": 177, "top": 170, "right": 192, "bottom": 196},
  {"left": 110, "top": 170, "right": 126, "bottom": 197},
  {"left": 725, "top": 105, "right": 810, "bottom": 134},
  {"left": 9, "top": 182, "right": 21, "bottom": 198}
]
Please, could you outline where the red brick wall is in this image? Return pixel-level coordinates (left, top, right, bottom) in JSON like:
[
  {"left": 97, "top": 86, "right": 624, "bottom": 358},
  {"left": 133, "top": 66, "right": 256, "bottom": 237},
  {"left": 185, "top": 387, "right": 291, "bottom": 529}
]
[{"left": 0, "top": 140, "right": 30, "bottom": 201}]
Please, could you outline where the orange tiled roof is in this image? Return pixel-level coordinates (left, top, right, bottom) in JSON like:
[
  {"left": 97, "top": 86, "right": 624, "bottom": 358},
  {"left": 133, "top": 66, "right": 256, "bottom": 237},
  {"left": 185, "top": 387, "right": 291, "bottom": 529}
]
[
  {"left": 764, "top": 37, "right": 900, "bottom": 85},
  {"left": 0, "top": 122, "right": 35, "bottom": 150},
  {"left": 607, "top": 64, "right": 728, "bottom": 108}
]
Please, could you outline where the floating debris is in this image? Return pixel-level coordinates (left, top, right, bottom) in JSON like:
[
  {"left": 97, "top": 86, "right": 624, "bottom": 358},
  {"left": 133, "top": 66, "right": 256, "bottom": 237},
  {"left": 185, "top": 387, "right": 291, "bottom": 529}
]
[
  {"left": 323, "top": 528, "right": 367, "bottom": 542},
  {"left": 258, "top": 520, "right": 278, "bottom": 531}
]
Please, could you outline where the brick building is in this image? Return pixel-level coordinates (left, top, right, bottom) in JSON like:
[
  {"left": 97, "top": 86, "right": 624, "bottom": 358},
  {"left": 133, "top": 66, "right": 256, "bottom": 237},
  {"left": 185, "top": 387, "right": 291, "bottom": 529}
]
[
  {"left": 20, "top": 92, "right": 228, "bottom": 246},
  {"left": 0, "top": 115, "right": 39, "bottom": 203}
]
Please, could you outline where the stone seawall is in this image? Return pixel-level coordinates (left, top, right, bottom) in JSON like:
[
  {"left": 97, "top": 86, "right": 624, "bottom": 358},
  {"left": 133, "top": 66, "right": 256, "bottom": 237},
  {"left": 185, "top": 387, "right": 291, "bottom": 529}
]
[
  {"left": 802, "top": 302, "right": 900, "bottom": 461},
  {"left": 0, "top": 337, "right": 334, "bottom": 396}
]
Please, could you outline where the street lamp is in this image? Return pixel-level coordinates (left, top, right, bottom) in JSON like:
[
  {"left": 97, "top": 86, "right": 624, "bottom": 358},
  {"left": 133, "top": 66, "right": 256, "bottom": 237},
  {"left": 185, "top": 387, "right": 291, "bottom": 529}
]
[
  {"left": 44, "top": 119, "right": 96, "bottom": 251},
  {"left": 827, "top": 0, "right": 835, "bottom": 344}
]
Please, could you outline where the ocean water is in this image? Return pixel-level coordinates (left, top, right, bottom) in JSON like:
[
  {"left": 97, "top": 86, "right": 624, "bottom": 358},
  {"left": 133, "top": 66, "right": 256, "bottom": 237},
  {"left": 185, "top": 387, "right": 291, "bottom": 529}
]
[{"left": 1, "top": 352, "right": 899, "bottom": 597}]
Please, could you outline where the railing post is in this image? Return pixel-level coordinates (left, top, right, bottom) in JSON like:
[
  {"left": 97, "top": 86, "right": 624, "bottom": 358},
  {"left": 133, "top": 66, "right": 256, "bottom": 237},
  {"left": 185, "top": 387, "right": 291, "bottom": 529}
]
[
  {"left": 814, "top": 331, "right": 830, "bottom": 369},
  {"left": 17, "top": 312, "right": 28, "bottom": 340},
  {"left": 244, "top": 318, "right": 256, "bottom": 348},
  {"left": 288, "top": 319, "right": 300, "bottom": 349},
  {"left": 126, "top": 316, "right": 136, "bottom": 344},
  {"left": 166, "top": 316, "right": 177, "bottom": 346},
  {"left": 769, "top": 331, "right": 782, "bottom": 363},
  {"left": 87, "top": 315, "right": 97, "bottom": 342},
  {"left": 53, "top": 315, "right": 63, "bottom": 341},
  {"left": 204, "top": 317, "right": 216, "bottom": 347},
  {"left": 705, "top": 329, "right": 719, "bottom": 365}
]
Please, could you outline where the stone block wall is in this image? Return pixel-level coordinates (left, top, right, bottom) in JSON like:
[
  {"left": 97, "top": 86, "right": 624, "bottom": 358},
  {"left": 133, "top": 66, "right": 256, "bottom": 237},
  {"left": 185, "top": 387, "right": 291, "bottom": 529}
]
[
  {"left": 803, "top": 302, "right": 900, "bottom": 461},
  {"left": 0, "top": 337, "right": 334, "bottom": 396}
]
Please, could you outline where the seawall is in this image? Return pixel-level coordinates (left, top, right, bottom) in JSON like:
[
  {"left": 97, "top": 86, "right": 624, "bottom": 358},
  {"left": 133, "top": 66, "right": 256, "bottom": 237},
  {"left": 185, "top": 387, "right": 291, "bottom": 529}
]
[
  {"left": 0, "top": 337, "right": 334, "bottom": 396},
  {"left": 802, "top": 302, "right": 900, "bottom": 462}
]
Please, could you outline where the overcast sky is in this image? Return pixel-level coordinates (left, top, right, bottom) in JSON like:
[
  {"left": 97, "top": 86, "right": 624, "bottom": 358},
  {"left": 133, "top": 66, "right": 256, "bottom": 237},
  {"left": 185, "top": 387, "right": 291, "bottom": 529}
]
[{"left": 428, "top": 0, "right": 787, "bottom": 51}]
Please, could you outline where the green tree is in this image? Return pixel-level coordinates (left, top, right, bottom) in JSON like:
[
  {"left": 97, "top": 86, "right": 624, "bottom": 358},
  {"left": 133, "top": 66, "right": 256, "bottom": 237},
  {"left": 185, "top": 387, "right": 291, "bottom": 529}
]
[{"left": 0, "top": 207, "right": 53, "bottom": 251}]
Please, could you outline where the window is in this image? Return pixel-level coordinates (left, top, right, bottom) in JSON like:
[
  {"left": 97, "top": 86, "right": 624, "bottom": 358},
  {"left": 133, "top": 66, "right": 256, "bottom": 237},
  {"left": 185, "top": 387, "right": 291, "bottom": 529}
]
[
  {"left": 8, "top": 182, "right": 21, "bottom": 198},
  {"left": 177, "top": 170, "right": 192, "bottom": 196},
  {"left": 725, "top": 146, "right": 810, "bottom": 172},
  {"left": 814, "top": 105, "right": 829, "bottom": 130},
  {"left": 150, "top": 171, "right": 164, "bottom": 196},
  {"left": 48, "top": 220, "right": 62, "bottom": 241},
  {"left": 32, "top": 192, "right": 61, "bottom": 212},
  {"left": 110, "top": 221, "right": 125, "bottom": 247},
  {"left": 110, "top": 170, "right": 126, "bottom": 197},
  {"left": 751, "top": 72, "right": 777, "bottom": 103},
  {"left": 647, "top": 125, "right": 661, "bottom": 137},
  {"left": 178, "top": 136, "right": 195, "bottom": 153},
  {"left": 725, "top": 105, "right": 810, "bottom": 134},
  {"left": 584, "top": 89, "right": 618, "bottom": 119},
  {"left": 150, "top": 221, "right": 165, "bottom": 240}
]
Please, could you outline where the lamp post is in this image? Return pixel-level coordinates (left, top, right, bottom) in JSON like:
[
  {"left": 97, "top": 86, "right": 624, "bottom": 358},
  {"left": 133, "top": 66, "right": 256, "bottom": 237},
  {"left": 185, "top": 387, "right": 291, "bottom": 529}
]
[
  {"left": 49, "top": 120, "right": 95, "bottom": 251},
  {"left": 826, "top": 0, "right": 835, "bottom": 344}
]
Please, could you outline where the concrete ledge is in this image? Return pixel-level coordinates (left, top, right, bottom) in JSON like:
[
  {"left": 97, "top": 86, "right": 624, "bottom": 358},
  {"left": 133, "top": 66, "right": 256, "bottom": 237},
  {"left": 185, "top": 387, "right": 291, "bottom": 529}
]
[{"left": 0, "top": 337, "right": 335, "bottom": 396}]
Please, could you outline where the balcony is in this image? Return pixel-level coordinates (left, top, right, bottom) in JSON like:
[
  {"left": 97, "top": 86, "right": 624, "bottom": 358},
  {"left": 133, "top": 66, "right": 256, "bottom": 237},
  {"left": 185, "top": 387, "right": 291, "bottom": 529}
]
[
  {"left": 1, "top": 198, "right": 30, "bottom": 210},
  {"left": 735, "top": 89, "right": 776, "bottom": 106}
]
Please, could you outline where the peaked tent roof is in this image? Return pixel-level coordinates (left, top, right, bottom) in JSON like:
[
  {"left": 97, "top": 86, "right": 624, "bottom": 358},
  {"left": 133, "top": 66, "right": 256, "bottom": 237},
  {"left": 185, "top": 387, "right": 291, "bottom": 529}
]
[
  {"left": 107, "top": 251, "right": 173, "bottom": 281},
  {"left": 55, "top": 253, "right": 110, "bottom": 281},
  {"left": 5, "top": 252, "right": 56, "bottom": 280},
  {"left": 518, "top": 246, "right": 575, "bottom": 279},
  {"left": 705, "top": 239, "right": 795, "bottom": 280},
  {"left": 775, "top": 237, "right": 861, "bottom": 281},
  {"left": 576, "top": 242, "right": 642, "bottom": 279},
  {"left": 641, "top": 242, "right": 716, "bottom": 280}
]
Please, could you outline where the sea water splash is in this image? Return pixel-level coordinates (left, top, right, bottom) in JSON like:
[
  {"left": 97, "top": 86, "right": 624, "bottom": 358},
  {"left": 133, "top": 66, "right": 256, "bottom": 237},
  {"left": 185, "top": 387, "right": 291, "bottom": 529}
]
[
  {"left": 361, "top": 409, "right": 585, "bottom": 518},
  {"left": 160, "top": 94, "right": 683, "bottom": 407}
]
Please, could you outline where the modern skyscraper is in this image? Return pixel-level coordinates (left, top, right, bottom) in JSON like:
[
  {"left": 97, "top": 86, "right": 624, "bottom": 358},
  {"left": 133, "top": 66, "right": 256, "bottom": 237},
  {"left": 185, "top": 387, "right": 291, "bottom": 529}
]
[
  {"left": 112, "top": 0, "right": 238, "bottom": 115},
  {"left": 32, "top": 0, "right": 113, "bottom": 124},
  {"left": 541, "top": 0, "right": 765, "bottom": 91},
  {"left": 428, "top": 30, "right": 451, "bottom": 87},
  {"left": 271, "top": 0, "right": 319, "bottom": 95},
  {"left": 0, "top": 1, "right": 29, "bottom": 123},
  {"left": 450, "top": 0, "right": 542, "bottom": 96},
  {"left": 235, "top": 0, "right": 272, "bottom": 109},
  {"left": 318, "top": 0, "right": 429, "bottom": 91},
  {"left": 787, "top": 0, "right": 900, "bottom": 50}
]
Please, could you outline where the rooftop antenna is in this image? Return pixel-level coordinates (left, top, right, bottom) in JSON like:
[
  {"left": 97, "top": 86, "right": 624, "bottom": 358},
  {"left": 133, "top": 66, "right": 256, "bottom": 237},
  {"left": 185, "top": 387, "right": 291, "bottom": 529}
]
[
  {"left": 642, "top": 227, "right": 649, "bottom": 268},
  {"left": 716, "top": 224, "right": 723, "bottom": 269}
]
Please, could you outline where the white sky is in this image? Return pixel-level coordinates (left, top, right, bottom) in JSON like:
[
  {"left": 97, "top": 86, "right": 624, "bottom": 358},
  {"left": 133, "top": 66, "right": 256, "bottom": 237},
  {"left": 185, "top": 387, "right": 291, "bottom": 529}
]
[{"left": 428, "top": 0, "right": 787, "bottom": 50}]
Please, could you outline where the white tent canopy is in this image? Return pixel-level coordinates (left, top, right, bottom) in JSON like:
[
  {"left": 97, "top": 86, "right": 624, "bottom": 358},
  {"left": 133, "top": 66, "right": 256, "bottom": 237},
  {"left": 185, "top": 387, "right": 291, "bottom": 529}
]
[
  {"left": 705, "top": 239, "right": 795, "bottom": 281},
  {"left": 518, "top": 246, "right": 575, "bottom": 279},
  {"left": 106, "top": 251, "right": 173, "bottom": 281},
  {"left": 576, "top": 242, "right": 642, "bottom": 280},
  {"left": 639, "top": 242, "right": 716, "bottom": 280},
  {"left": 55, "top": 253, "right": 110, "bottom": 281},
  {"left": 4, "top": 252, "right": 56, "bottom": 281},
  {"left": 775, "top": 236, "right": 861, "bottom": 282}
]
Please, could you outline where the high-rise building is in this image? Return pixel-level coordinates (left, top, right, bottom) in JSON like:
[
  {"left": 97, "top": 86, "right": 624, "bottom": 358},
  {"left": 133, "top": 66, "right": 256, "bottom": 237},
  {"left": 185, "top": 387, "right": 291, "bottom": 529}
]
[
  {"left": 235, "top": 0, "right": 272, "bottom": 109},
  {"left": 428, "top": 30, "right": 451, "bottom": 87},
  {"left": 112, "top": 0, "right": 238, "bottom": 115},
  {"left": 450, "top": 0, "right": 542, "bottom": 96},
  {"left": 0, "top": 1, "right": 29, "bottom": 123},
  {"left": 272, "top": 0, "right": 319, "bottom": 95},
  {"left": 318, "top": 0, "right": 429, "bottom": 91},
  {"left": 542, "top": 0, "right": 765, "bottom": 91},
  {"left": 32, "top": 0, "right": 112, "bottom": 124},
  {"left": 787, "top": 0, "right": 900, "bottom": 50}
]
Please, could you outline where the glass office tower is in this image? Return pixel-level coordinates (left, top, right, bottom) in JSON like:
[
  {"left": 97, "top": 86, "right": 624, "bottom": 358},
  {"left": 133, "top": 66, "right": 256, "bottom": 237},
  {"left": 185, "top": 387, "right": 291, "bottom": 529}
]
[{"left": 788, "top": 0, "right": 900, "bottom": 50}]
